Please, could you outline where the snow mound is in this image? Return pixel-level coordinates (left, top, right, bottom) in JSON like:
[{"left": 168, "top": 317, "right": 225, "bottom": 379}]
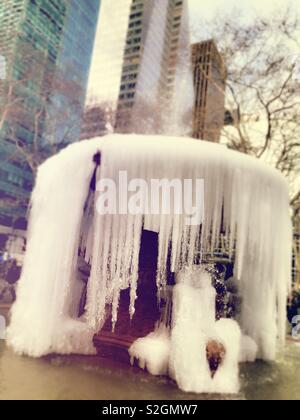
[
  {"left": 239, "top": 335, "right": 258, "bottom": 363},
  {"left": 129, "top": 325, "right": 170, "bottom": 376},
  {"left": 169, "top": 275, "right": 241, "bottom": 394}
]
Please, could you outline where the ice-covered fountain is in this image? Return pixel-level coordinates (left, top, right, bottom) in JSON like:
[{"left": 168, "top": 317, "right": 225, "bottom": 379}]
[
  {"left": 1, "top": 0, "right": 296, "bottom": 396},
  {"left": 7, "top": 135, "right": 292, "bottom": 394}
]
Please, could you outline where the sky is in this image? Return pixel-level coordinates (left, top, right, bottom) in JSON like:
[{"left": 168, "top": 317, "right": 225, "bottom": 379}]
[
  {"left": 188, "top": 0, "right": 300, "bottom": 20},
  {"left": 188, "top": 0, "right": 300, "bottom": 42},
  {"left": 87, "top": 0, "right": 132, "bottom": 102}
]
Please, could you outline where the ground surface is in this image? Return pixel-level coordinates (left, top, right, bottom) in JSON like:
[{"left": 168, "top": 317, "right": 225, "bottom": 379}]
[{"left": 0, "top": 340, "right": 299, "bottom": 400}]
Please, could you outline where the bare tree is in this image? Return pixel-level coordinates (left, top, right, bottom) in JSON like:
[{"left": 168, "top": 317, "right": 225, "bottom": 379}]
[
  {"left": 0, "top": 41, "right": 84, "bottom": 228},
  {"left": 0, "top": 40, "right": 84, "bottom": 175},
  {"left": 81, "top": 99, "right": 116, "bottom": 140},
  {"left": 192, "top": 7, "right": 300, "bottom": 198},
  {"left": 192, "top": 6, "right": 300, "bottom": 288}
]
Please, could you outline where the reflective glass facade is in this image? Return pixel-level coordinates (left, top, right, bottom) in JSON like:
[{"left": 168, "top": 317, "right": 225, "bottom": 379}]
[
  {"left": 0, "top": 0, "right": 100, "bottom": 227},
  {"left": 192, "top": 40, "right": 226, "bottom": 142},
  {"left": 116, "top": 0, "right": 188, "bottom": 133}
]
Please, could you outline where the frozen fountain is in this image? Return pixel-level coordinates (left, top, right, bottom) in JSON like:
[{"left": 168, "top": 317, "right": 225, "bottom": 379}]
[
  {"left": 8, "top": 1, "right": 292, "bottom": 393},
  {"left": 7, "top": 135, "right": 292, "bottom": 394}
]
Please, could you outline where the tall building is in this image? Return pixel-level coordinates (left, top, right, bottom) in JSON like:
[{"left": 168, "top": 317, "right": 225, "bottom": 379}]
[
  {"left": 115, "top": 0, "right": 191, "bottom": 134},
  {"left": 0, "top": 0, "right": 100, "bottom": 228},
  {"left": 85, "top": 0, "right": 192, "bottom": 137},
  {"left": 192, "top": 40, "right": 226, "bottom": 143},
  {"left": 87, "top": 0, "right": 132, "bottom": 106},
  {"left": 293, "top": 207, "right": 300, "bottom": 290}
]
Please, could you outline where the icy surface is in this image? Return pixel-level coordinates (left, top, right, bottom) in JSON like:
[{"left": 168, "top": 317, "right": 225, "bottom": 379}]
[
  {"left": 129, "top": 325, "right": 170, "bottom": 376},
  {"left": 211, "top": 319, "right": 241, "bottom": 394},
  {"left": 169, "top": 277, "right": 241, "bottom": 394},
  {"left": 239, "top": 335, "right": 258, "bottom": 363},
  {"left": 169, "top": 282, "right": 215, "bottom": 391},
  {"left": 8, "top": 135, "right": 292, "bottom": 362},
  {"left": 7, "top": 139, "right": 104, "bottom": 356},
  {"left": 87, "top": 135, "right": 291, "bottom": 362},
  {"left": 176, "top": 266, "right": 214, "bottom": 290}
]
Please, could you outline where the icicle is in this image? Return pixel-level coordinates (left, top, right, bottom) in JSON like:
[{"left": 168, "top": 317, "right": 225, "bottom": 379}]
[
  {"left": 7, "top": 135, "right": 292, "bottom": 362},
  {"left": 7, "top": 139, "right": 105, "bottom": 356}
]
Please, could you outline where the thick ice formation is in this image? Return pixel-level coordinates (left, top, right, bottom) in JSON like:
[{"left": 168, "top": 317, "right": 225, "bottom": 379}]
[
  {"left": 210, "top": 319, "right": 241, "bottom": 394},
  {"left": 8, "top": 135, "right": 292, "bottom": 362},
  {"left": 7, "top": 139, "right": 104, "bottom": 356},
  {"left": 169, "top": 270, "right": 241, "bottom": 394},
  {"left": 239, "top": 335, "right": 258, "bottom": 363},
  {"left": 130, "top": 270, "right": 241, "bottom": 394},
  {"left": 86, "top": 135, "right": 292, "bottom": 362},
  {"left": 129, "top": 325, "right": 170, "bottom": 376}
]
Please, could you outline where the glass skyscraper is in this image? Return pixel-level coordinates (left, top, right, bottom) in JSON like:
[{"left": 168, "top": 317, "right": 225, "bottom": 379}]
[
  {"left": 0, "top": 0, "right": 100, "bottom": 229},
  {"left": 87, "top": 0, "right": 132, "bottom": 105}
]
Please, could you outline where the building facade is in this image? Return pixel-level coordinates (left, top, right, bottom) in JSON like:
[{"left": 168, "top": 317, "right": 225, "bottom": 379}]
[
  {"left": 192, "top": 40, "right": 226, "bottom": 142},
  {"left": 85, "top": 0, "right": 192, "bottom": 138},
  {"left": 87, "top": 0, "right": 132, "bottom": 106},
  {"left": 0, "top": 0, "right": 100, "bottom": 228},
  {"left": 115, "top": 0, "right": 191, "bottom": 134}
]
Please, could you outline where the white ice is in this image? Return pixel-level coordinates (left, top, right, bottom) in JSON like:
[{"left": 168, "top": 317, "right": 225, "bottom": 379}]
[
  {"left": 131, "top": 269, "right": 242, "bottom": 394},
  {"left": 239, "top": 335, "right": 258, "bottom": 363},
  {"left": 129, "top": 324, "right": 170, "bottom": 376},
  {"left": 7, "top": 138, "right": 105, "bottom": 356},
  {"left": 7, "top": 135, "right": 292, "bottom": 366},
  {"left": 169, "top": 271, "right": 241, "bottom": 394}
]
